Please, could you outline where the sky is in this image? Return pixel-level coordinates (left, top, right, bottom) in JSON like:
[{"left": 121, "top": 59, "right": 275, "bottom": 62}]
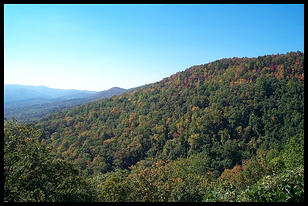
[{"left": 4, "top": 4, "right": 304, "bottom": 91}]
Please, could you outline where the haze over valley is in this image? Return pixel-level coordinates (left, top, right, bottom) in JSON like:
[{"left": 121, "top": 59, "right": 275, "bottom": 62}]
[{"left": 4, "top": 84, "right": 134, "bottom": 122}]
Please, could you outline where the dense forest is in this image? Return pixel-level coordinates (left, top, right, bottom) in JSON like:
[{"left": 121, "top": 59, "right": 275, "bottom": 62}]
[{"left": 4, "top": 51, "right": 304, "bottom": 202}]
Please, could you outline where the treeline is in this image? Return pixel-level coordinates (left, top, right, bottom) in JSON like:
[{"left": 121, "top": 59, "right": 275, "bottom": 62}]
[{"left": 5, "top": 51, "right": 304, "bottom": 201}]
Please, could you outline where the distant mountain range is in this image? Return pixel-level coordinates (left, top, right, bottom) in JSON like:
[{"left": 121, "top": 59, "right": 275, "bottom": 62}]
[
  {"left": 4, "top": 84, "right": 97, "bottom": 106},
  {"left": 4, "top": 84, "right": 135, "bottom": 122}
]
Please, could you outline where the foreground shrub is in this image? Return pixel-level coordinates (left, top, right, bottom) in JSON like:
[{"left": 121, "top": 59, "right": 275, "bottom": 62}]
[{"left": 238, "top": 166, "right": 304, "bottom": 202}]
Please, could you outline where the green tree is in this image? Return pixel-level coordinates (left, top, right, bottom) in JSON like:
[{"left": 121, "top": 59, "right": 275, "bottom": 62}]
[
  {"left": 282, "top": 133, "right": 304, "bottom": 169},
  {"left": 4, "top": 120, "right": 96, "bottom": 202}
]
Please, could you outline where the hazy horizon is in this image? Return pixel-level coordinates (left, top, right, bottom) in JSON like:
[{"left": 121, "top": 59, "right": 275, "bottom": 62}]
[{"left": 4, "top": 83, "right": 129, "bottom": 92}]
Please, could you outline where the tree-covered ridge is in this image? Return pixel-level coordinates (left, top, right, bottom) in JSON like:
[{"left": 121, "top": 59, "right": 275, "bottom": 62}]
[
  {"left": 35, "top": 52, "right": 303, "bottom": 174},
  {"left": 28, "top": 51, "right": 304, "bottom": 201}
]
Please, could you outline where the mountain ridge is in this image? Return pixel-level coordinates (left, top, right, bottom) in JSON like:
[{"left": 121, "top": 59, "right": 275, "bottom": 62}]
[
  {"left": 34, "top": 51, "right": 304, "bottom": 177},
  {"left": 4, "top": 85, "right": 131, "bottom": 122}
]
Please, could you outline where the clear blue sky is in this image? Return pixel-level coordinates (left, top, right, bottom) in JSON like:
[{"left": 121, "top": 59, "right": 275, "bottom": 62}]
[{"left": 4, "top": 4, "right": 304, "bottom": 91}]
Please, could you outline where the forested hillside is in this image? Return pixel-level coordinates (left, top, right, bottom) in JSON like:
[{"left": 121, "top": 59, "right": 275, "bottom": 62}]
[{"left": 5, "top": 52, "right": 304, "bottom": 202}]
